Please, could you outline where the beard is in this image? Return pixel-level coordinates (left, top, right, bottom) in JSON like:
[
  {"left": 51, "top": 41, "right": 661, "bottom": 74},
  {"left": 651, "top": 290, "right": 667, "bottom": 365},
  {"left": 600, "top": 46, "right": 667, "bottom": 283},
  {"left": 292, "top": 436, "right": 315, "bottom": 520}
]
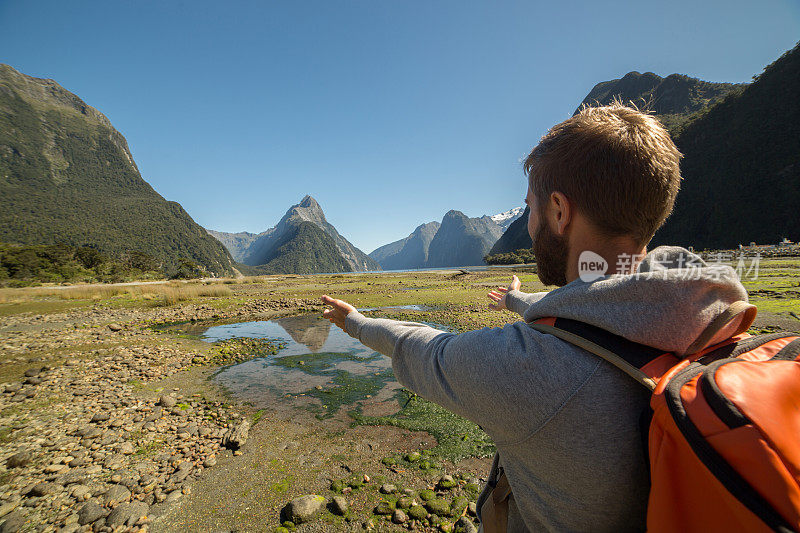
[{"left": 533, "top": 218, "right": 569, "bottom": 287}]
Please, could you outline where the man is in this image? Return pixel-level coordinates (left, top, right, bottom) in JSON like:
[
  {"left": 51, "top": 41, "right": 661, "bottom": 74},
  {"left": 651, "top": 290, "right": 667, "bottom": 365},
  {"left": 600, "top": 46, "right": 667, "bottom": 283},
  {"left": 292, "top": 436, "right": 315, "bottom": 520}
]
[{"left": 321, "top": 104, "right": 748, "bottom": 531}]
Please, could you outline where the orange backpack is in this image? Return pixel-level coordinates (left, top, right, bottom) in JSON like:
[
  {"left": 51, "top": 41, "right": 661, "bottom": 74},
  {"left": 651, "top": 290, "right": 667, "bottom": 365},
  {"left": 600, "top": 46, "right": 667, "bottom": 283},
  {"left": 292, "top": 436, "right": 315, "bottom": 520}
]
[{"left": 531, "top": 301, "right": 800, "bottom": 532}]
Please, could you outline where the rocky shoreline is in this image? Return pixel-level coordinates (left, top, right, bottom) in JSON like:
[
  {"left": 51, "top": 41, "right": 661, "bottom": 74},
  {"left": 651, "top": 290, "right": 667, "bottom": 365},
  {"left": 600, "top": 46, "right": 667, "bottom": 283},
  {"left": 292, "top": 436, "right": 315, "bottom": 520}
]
[{"left": 0, "top": 298, "right": 320, "bottom": 532}]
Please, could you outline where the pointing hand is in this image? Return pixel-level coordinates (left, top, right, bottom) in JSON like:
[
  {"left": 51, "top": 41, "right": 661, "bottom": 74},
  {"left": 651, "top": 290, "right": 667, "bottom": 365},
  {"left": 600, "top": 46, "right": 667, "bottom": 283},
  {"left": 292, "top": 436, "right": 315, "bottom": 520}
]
[{"left": 321, "top": 295, "right": 356, "bottom": 330}]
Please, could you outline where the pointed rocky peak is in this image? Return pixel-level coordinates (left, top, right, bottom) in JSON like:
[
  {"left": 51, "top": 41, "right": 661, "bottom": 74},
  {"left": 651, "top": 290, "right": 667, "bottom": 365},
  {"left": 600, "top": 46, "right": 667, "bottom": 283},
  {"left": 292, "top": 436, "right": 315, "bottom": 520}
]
[
  {"left": 298, "top": 195, "right": 320, "bottom": 209},
  {"left": 282, "top": 195, "right": 327, "bottom": 226},
  {"left": 442, "top": 210, "right": 468, "bottom": 222}
]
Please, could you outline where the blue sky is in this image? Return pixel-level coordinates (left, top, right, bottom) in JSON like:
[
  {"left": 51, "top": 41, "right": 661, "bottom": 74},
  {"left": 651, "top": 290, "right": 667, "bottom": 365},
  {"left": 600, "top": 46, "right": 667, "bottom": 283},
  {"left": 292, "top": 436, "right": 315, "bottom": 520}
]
[{"left": 1, "top": 1, "right": 798, "bottom": 253}]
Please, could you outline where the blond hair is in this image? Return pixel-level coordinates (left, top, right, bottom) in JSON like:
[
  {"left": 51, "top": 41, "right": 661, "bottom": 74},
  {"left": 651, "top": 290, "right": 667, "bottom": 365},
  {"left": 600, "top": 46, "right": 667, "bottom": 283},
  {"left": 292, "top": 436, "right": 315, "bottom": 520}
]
[{"left": 524, "top": 102, "right": 682, "bottom": 245}]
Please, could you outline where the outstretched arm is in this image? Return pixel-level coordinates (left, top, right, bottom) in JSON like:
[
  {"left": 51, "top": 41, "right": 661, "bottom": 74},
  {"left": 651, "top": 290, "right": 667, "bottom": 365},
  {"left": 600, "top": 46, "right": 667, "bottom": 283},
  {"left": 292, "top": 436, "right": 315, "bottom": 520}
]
[{"left": 320, "top": 294, "right": 587, "bottom": 442}]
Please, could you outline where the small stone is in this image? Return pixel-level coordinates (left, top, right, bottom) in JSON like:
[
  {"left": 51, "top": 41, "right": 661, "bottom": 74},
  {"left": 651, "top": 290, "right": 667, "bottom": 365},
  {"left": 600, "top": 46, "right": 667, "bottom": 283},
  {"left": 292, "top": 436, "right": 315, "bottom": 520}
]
[
  {"left": 44, "top": 463, "right": 68, "bottom": 474},
  {"left": 203, "top": 456, "right": 217, "bottom": 468},
  {"left": 90, "top": 412, "right": 110, "bottom": 423},
  {"left": 0, "top": 511, "right": 25, "bottom": 533},
  {"left": 107, "top": 323, "right": 123, "bottom": 332},
  {"left": 222, "top": 420, "right": 250, "bottom": 450},
  {"left": 0, "top": 501, "right": 19, "bottom": 518},
  {"left": 165, "top": 490, "right": 182, "bottom": 503},
  {"left": 379, "top": 483, "right": 397, "bottom": 494},
  {"left": 392, "top": 509, "right": 408, "bottom": 524},
  {"left": 23, "top": 367, "right": 41, "bottom": 377},
  {"left": 454, "top": 516, "right": 478, "bottom": 533},
  {"left": 119, "top": 442, "right": 135, "bottom": 455},
  {"left": 106, "top": 501, "right": 149, "bottom": 527},
  {"left": 158, "top": 395, "right": 177, "bottom": 408},
  {"left": 29, "top": 482, "right": 59, "bottom": 497},
  {"left": 467, "top": 502, "right": 477, "bottom": 516},
  {"left": 2, "top": 383, "right": 21, "bottom": 394},
  {"left": 329, "top": 495, "right": 348, "bottom": 515},
  {"left": 77, "top": 501, "right": 106, "bottom": 525},
  {"left": 72, "top": 485, "right": 91, "bottom": 499},
  {"left": 177, "top": 423, "right": 198, "bottom": 436},
  {"left": 397, "top": 497, "right": 412, "bottom": 510},
  {"left": 104, "top": 484, "right": 131, "bottom": 505},
  {"left": 281, "top": 494, "right": 326, "bottom": 524},
  {"left": 6, "top": 450, "right": 32, "bottom": 468}
]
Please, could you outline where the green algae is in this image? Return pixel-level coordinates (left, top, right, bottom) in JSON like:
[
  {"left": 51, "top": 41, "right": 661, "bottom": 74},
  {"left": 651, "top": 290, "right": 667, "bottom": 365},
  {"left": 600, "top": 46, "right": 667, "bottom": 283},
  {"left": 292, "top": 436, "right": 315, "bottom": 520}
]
[{"left": 351, "top": 389, "right": 495, "bottom": 463}]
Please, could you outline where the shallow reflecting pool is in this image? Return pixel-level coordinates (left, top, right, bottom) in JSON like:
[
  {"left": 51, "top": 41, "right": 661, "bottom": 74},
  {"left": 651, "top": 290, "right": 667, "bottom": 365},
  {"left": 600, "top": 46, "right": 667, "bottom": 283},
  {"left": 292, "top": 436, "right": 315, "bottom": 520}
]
[{"left": 205, "top": 312, "right": 447, "bottom": 417}]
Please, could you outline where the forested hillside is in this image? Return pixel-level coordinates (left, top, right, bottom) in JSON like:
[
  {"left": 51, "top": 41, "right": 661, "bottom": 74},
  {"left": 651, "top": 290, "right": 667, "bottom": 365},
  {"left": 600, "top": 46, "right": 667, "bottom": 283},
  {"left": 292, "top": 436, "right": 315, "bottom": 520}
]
[{"left": 0, "top": 64, "right": 235, "bottom": 277}]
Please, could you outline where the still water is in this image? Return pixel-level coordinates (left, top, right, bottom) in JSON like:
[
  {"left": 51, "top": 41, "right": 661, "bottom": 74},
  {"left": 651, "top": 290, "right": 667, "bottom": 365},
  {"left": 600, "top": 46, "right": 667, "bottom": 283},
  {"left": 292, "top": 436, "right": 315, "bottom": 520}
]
[{"left": 203, "top": 308, "right": 446, "bottom": 412}]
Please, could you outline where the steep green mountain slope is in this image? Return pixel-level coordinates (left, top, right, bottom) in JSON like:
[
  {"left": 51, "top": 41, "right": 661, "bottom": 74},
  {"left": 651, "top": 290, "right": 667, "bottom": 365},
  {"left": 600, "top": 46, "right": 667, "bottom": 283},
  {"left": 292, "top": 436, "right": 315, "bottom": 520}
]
[
  {"left": 652, "top": 42, "right": 800, "bottom": 249},
  {"left": 0, "top": 64, "right": 234, "bottom": 276}
]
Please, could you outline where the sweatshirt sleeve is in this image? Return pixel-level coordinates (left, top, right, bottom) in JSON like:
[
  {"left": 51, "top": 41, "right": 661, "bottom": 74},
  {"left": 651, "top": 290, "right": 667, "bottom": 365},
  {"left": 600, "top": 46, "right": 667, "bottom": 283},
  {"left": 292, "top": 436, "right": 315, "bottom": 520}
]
[
  {"left": 344, "top": 310, "right": 591, "bottom": 442},
  {"left": 505, "top": 289, "right": 549, "bottom": 316}
]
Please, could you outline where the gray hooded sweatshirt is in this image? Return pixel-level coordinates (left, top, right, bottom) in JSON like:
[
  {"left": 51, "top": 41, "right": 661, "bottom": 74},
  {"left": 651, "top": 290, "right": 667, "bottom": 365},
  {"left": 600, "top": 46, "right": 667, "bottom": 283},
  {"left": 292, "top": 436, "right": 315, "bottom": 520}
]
[{"left": 343, "top": 246, "right": 749, "bottom": 532}]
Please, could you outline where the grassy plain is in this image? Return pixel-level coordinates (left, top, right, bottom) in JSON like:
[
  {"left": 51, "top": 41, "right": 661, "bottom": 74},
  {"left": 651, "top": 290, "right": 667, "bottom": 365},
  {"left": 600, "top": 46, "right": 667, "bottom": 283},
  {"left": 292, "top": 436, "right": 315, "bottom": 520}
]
[{"left": 0, "top": 259, "right": 797, "bottom": 532}]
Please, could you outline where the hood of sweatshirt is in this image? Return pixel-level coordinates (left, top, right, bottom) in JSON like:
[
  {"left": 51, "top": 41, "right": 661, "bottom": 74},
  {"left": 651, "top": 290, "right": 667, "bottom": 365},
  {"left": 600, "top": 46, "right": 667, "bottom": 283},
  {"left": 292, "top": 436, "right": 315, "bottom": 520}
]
[{"left": 520, "top": 246, "right": 752, "bottom": 355}]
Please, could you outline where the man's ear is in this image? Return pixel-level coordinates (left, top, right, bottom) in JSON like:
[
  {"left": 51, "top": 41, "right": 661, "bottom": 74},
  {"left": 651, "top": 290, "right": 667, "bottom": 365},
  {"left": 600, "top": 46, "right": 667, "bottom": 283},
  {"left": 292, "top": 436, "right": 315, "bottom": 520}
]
[{"left": 548, "top": 191, "right": 573, "bottom": 236}]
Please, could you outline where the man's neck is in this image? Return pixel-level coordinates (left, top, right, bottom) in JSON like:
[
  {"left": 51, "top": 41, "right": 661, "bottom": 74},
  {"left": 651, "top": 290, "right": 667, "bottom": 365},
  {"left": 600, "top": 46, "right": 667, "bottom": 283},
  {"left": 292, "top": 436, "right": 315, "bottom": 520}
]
[{"left": 566, "top": 235, "right": 647, "bottom": 283}]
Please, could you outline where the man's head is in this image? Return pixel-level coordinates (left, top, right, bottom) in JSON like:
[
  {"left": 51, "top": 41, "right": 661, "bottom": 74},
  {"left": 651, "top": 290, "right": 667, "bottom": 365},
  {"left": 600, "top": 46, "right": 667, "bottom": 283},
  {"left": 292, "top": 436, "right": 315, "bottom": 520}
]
[{"left": 524, "top": 103, "right": 682, "bottom": 285}]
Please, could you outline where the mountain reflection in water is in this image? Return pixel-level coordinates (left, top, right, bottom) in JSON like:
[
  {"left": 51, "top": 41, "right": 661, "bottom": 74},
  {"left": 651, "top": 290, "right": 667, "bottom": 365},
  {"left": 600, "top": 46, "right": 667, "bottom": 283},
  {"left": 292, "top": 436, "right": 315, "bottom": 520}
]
[{"left": 275, "top": 314, "right": 331, "bottom": 352}]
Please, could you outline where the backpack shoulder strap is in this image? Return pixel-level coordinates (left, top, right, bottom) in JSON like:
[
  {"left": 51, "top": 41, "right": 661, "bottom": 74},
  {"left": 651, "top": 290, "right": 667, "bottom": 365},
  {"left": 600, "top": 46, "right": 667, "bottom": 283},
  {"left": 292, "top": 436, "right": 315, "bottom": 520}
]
[
  {"left": 527, "top": 300, "right": 757, "bottom": 391},
  {"left": 528, "top": 318, "right": 661, "bottom": 391}
]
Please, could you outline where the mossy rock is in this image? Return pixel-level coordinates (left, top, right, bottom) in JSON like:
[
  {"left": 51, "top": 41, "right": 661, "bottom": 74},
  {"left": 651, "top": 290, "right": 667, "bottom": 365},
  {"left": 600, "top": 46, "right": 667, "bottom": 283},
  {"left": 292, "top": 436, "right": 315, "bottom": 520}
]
[
  {"left": 451, "top": 496, "right": 469, "bottom": 516},
  {"left": 408, "top": 504, "right": 428, "bottom": 520},
  {"left": 330, "top": 479, "right": 346, "bottom": 493},
  {"left": 419, "top": 489, "right": 436, "bottom": 501},
  {"left": 397, "top": 496, "right": 413, "bottom": 510},
  {"left": 346, "top": 473, "right": 365, "bottom": 489},
  {"left": 425, "top": 498, "right": 452, "bottom": 517},
  {"left": 381, "top": 455, "right": 400, "bottom": 467},
  {"left": 405, "top": 451, "right": 421, "bottom": 462},
  {"left": 464, "top": 483, "right": 481, "bottom": 495},
  {"left": 274, "top": 528, "right": 289, "bottom": 533},
  {"left": 374, "top": 500, "right": 396, "bottom": 515},
  {"left": 437, "top": 475, "right": 458, "bottom": 490}
]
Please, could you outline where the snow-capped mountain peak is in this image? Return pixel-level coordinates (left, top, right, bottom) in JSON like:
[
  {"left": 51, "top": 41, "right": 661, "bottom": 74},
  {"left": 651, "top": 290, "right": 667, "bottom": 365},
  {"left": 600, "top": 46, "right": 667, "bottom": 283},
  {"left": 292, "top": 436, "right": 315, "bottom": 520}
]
[{"left": 489, "top": 207, "right": 525, "bottom": 231}]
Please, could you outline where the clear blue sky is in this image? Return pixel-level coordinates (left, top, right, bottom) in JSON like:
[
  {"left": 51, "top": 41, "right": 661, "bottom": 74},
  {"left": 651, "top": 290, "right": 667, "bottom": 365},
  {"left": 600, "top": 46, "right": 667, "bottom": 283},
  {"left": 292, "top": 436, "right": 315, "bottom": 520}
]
[{"left": 1, "top": 1, "right": 798, "bottom": 253}]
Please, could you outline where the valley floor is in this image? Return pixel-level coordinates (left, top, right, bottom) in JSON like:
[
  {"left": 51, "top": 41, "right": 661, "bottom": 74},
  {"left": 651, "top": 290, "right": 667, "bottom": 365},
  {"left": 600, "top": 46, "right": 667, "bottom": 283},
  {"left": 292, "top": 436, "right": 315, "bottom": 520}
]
[{"left": 0, "top": 261, "right": 798, "bottom": 532}]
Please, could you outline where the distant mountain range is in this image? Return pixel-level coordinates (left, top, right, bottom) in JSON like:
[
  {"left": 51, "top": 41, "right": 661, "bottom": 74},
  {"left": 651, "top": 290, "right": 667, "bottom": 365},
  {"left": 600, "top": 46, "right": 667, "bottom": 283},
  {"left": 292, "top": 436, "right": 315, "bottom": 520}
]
[
  {"left": 493, "top": 41, "right": 800, "bottom": 254},
  {"left": 209, "top": 195, "right": 380, "bottom": 274},
  {"left": 0, "top": 64, "right": 235, "bottom": 277},
  {"left": 369, "top": 209, "right": 511, "bottom": 270}
]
